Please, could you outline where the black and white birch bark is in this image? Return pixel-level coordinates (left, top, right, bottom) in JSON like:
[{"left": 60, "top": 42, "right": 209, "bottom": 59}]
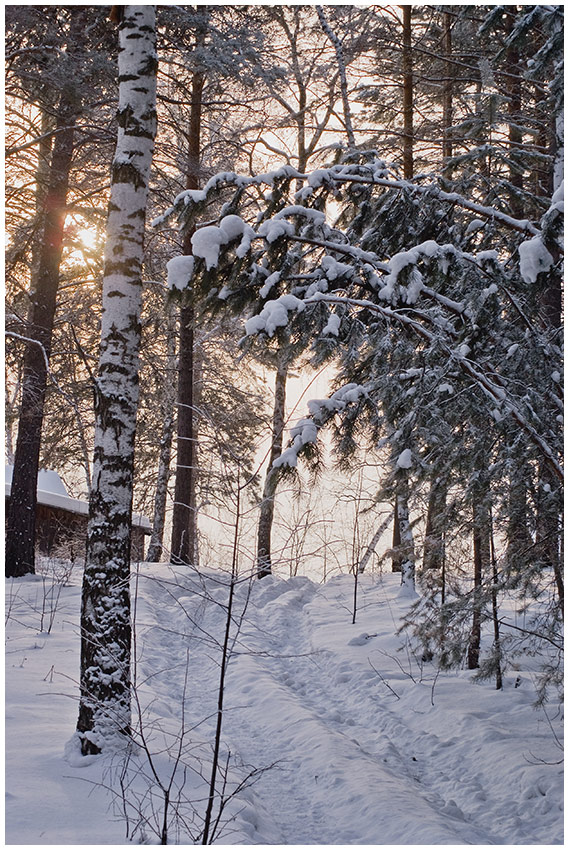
[
  {"left": 256, "top": 352, "right": 288, "bottom": 578},
  {"left": 395, "top": 479, "right": 416, "bottom": 596},
  {"left": 76, "top": 6, "right": 157, "bottom": 755}
]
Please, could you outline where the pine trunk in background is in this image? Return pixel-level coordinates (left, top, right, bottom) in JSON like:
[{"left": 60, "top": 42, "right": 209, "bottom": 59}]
[
  {"left": 423, "top": 478, "right": 446, "bottom": 573},
  {"left": 468, "top": 492, "right": 491, "bottom": 669},
  {"left": 391, "top": 496, "right": 403, "bottom": 573},
  {"left": 490, "top": 516, "right": 503, "bottom": 690},
  {"left": 256, "top": 354, "right": 288, "bottom": 577},
  {"left": 402, "top": 5, "right": 414, "bottom": 180},
  {"left": 170, "top": 39, "right": 206, "bottom": 567},
  {"left": 505, "top": 460, "right": 533, "bottom": 571},
  {"left": 146, "top": 306, "right": 177, "bottom": 563},
  {"left": 76, "top": 6, "right": 157, "bottom": 755},
  {"left": 5, "top": 80, "right": 78, "bottom": 578},
  {"left": 536, "top": 461, "right": 563, "bottom": 617},
  {"left": 442, "top": 10, "right": 453, "bottom": 165},
  {"left": 505, "top": 12, "right": 524, "bottom": 217}
]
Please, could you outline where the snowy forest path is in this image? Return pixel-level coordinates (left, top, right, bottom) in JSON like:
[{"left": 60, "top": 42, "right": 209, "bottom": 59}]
[
  {"left": 134, "top": 568, "right": 557, "bottom": 845},
  {"left": 223, "top": 575, "right": 500, "bottom": 845}
]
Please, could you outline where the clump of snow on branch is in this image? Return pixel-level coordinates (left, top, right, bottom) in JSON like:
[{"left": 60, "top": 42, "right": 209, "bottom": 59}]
[
  {"left": 191, "top": 215, "right": 256, "bottom": 271},
  {"left": 166, "top": 255, "right": 195, "bottom": 291},
  {"left": 259, "top": 271, "right": 281, "bottom": 299},
  {"left": 245, "top": 294, "right": 305, "bottom": 337},
  {"left": 321, "top": 255, "right": 354, "bottom": 281},
  {"left": 322, "top": 312, "right": 341, "bottom": 336},
  {"left": 258, "top": 219, "right": 294, "bottom": 244},
  {"left": 274, "top": 384, "right": 367, "bottom": 469},
  {"left": 396, "top": 448, "right": 413, "bottom": 469},
  {"left": 518, "top": 236, "right": 554, "bottom": 284},
  {"left": 378, "top": 241, "right": 450, "bottom": 304}
]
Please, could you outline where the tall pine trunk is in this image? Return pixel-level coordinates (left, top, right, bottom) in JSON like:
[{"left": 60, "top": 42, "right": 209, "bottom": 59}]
[
  {"left": 391, "top": 496, "right": 403, "bottom": 573},
  {"left": 5, "top": 79, "right": 79, "bottom": 578},
  {"left": 505, "top": 13, "right": 524, "bottom": 217},
  {"left": 76, "top": 6, "right": 157, "bottom": 755},
  {"left": 170, "top": 45, "right": 206, "bottom": 567},
  {"left": 468, "top": 489, "right": 491, "bottom": 669},
  {"left": 423, "top": 477, "right": 446, "bottom": 574},
  {"left": 441, "top": 10, "right": 453, "bottom": 166},
  {"left": 146, "top": 306, "right": 177, "bottom": 563}
]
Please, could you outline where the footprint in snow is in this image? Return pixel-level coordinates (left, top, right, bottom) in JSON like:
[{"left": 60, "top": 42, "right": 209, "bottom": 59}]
[{"left": 348, "top": 632, "right": 372, "bottom": 646}]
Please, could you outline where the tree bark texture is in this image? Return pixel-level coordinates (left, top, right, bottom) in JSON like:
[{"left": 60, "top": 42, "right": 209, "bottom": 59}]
[
  {"left": 396, "top": 481, "right": 416, "bottom": 591},
  {"left": 171, "top": 303, "right": 198, "bottom": 564},
  {"left": 146, "top": 307, "right": 177, "bottom": 563},
  {"left": 442, "top": 10, "right": 453, "bottom": 164},
  {"left": 256, "top": 355, "right": 288, "bottom": 577},
  {"left": 170, "top": 49, "right": 205, "bottom": 566},
  {"left": 423, "top": 478, "right": 446, "bottom": 574},
  {"left": 77, "top": 6, "right": 157, "bottom": 755},
  {"left": 468, "top": 493, "right": 491, "bottom": 669},
  {"left": 391, "top": 496, "right": 402, "bottom": 573},
  {"left": 402, "top": 5, "right": 414, "bottom": 180},
  {"left": 505, "top": 13, "right": 524, "bottom": 218},
  {"left": 5, "top": 85, "right": 78, "bottom": 578}
]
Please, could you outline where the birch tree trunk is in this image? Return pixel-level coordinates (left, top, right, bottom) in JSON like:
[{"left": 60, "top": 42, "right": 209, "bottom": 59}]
[
  {"left": 358, "top": 513, "right": 391, "bottom": 574},
  {"left": 256, "top": 353, "right": 288, "bottom": 578},
  {"left": 5, "top": 79, "right": 79, "bottom": 578},
  {"left": 76, "top": 6, "right": 157, "bottom": 756},
  {"left": 396, "top": 481, "right": 416, "bottom": 593}
]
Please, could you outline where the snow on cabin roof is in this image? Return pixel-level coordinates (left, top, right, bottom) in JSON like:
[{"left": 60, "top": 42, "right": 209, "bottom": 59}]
[{"left": 5, "top": 466, "right": 152, "bottom": 532}]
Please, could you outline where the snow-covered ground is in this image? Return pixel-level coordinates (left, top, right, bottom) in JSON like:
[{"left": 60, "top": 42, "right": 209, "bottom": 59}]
[{"left": 5, "top": 561, "right": 563, "bottom": 845}]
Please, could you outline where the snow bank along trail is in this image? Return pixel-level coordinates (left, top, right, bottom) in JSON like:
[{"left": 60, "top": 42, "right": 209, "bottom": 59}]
[{"left": 136, "top": 568, "right": 563, "bottom": 845}]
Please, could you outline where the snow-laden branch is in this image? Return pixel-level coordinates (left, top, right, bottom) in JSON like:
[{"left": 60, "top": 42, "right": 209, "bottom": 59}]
[
  {"left": 274, "top": 384, "right": 368, "bottom": 469},
  {"left": 301, "top": 293, "right": 563, "bottom": 481},
  {"left": 326, "top": 172, "right": 541, "bottom": 236},
  {"left": 153, "top": 159, "right": 542, "bottom": 239},
  {"left": 6, "top": 331, "right": 51, "bottom": 372}
]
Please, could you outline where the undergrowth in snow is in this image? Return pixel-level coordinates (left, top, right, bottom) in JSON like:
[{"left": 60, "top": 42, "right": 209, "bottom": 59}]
[{"left": 5, "top": 561, "right": 564, "bottom": 845}]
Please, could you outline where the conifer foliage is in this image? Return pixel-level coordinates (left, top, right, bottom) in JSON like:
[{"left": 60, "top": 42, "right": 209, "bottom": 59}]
[{"left": 159, "top": 5, "right": 563, "bottom": 680}]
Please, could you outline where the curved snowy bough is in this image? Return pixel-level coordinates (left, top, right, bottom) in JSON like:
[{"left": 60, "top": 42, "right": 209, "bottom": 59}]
[{"left": 156, "top": 154, "right": 562, "bottom": 482}]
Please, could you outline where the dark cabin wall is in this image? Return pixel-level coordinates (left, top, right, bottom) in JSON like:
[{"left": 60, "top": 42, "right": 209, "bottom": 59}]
[{"left": 5, "top": 497, "right": 148, "bottom": 561}]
